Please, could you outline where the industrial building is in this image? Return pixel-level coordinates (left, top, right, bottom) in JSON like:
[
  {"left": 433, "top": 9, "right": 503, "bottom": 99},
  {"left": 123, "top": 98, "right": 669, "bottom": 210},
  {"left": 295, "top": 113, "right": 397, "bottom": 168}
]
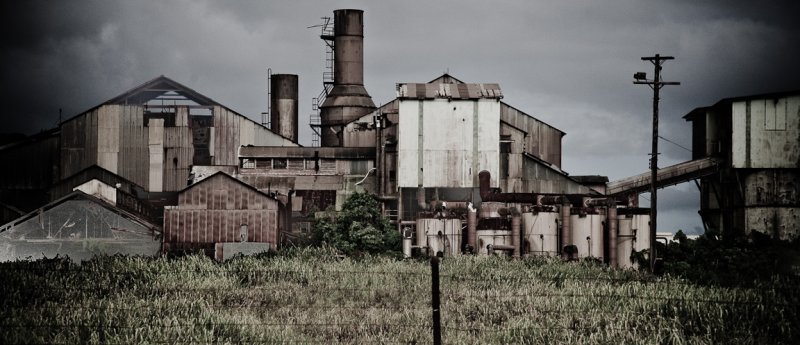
[
  {"left": 163, "top": 171, "right": 281, "bottom": 260},
  {"left": 683, "top": 91, "right": 799, "bottom": 240},
  {"left": 0, "top": 8, "right": 795, "bottom": 264}
]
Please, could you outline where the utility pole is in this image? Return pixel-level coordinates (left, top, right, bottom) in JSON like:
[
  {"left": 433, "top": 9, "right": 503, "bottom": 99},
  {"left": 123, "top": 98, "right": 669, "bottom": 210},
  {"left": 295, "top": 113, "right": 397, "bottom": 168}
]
[{"left": 633, "top": 54, "right": 679, "bottom": 273}]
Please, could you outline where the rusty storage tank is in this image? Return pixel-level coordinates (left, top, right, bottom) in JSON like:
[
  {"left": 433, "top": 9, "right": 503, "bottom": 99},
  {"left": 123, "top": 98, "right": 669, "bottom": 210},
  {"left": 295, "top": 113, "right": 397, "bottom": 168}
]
[
  {"left": 319, "top": 9, "right": 376, "bottom": 146},
  {"left": 270, "top": 74, "right": 299, "bottom": 142},
  {"left": 617, "top": 213, "right": 650, "bottom": 268},
  {"left": 570, "top": 213, "right": 605, "bottom": 260},
  {"left": 476, "top": 229, "right": 512, "bottom": 256},
  {"left": 522, "top": 211, "right": 559, "bottom": 256},
  {"left": 426, "top": 218, "right": 462, "bottom": 257}
]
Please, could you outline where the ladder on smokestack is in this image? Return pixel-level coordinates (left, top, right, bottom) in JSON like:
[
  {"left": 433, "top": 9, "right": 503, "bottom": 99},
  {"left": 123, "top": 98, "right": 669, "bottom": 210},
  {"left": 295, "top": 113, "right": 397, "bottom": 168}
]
[{"left": 310, "top": 16, "right": 334, "bottom": 147}]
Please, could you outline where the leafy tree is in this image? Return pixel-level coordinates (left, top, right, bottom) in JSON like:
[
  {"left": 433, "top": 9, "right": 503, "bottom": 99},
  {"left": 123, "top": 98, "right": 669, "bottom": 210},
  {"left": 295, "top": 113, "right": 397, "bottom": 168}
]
[{"left": 312, "top": 192, "right": 401, "bottom": 256}]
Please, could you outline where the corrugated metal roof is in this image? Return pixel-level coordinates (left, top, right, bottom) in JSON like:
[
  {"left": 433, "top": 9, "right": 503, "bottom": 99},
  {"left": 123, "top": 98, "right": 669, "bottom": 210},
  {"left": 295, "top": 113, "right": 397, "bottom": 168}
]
[{"left": 396, "top": 83, "right": 503, "bottom": 100}]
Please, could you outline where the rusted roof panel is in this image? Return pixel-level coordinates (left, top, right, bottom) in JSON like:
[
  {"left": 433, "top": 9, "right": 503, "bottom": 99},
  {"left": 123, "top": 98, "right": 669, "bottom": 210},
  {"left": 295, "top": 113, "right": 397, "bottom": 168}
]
[{"left": 397, "top": 83, "right": 503, "bottom": 100}]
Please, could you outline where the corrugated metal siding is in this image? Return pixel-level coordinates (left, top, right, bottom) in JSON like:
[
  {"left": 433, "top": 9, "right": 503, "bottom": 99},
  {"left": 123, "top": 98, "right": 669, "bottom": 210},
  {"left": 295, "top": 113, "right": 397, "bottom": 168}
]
[
  {"left": 96, "top": 105, "right": 120, "bottom": 174},
  {"left": 61, "top": 109, "right": 99, "bottom": 179},
  {"left": 118, "top": 105, "right": 148, "bottom": 188},
  {"left": 500, "top": 103, "right": 563, "bottom": 168},
  {"left": 212, "top": 106, "right": 298, "bottom": 166},
  {"left": 163, "top": 174, "right": 279, "bottom": 245},
  {"left": 162, "top": 109, "right": 194, "bottom": 192},
  {"left": 521, "top": 156, "right": 593, "bottom": 194}
]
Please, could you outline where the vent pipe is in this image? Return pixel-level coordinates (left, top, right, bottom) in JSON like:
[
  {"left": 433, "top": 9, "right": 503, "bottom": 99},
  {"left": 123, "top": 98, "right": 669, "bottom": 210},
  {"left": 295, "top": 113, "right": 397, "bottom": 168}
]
[
  {"left": 561, "top": 197, "right": 572, "bottom": 257},
  {"left": 270, "top": 74, "right": 299, "bottom": 142},
  {"left": 467, "top": 204, "right": 477, "bottom": 254},
  {"left": 511, "top": 208, "right": 521, "bottom": 258},
  {"left": 319, "top": 9, "right": 376, "bottom": 147}
]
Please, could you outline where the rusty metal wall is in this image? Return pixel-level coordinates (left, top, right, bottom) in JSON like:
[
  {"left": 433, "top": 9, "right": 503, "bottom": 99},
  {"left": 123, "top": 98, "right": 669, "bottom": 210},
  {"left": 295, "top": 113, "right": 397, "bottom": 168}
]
[
  {"left": 163, "top": 174, "right": 280, "bottom": 245},
  {"left": 212, "top": 106, "right": 297, "bottom": 166}
]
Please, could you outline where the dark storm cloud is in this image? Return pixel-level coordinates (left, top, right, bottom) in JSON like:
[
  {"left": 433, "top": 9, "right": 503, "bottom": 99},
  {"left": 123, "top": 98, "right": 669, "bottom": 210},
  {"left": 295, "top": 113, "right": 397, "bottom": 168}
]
[{"left": 1, "top": 0, "right": 798, "bottom": 233}]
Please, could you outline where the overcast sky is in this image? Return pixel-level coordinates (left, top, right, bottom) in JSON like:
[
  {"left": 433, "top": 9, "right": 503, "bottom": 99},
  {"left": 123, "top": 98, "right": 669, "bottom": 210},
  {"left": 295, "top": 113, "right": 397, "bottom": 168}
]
[{"left": 2, "top": 1, "right": 798, "bottom": 234}]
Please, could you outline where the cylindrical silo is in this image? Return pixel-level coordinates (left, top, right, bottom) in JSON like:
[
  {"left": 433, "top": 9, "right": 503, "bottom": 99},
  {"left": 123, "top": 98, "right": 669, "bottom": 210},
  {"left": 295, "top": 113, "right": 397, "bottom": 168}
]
[
  {"left": 270, "top": 74, "right": 298, "bottom": 142},
  {"left": 319, "top": 9, "right": 376, "bottom": 147},
  {"left": 616, "top": 213, "right": 650, "bottom": 269},
  {"left": 427, "top": 218, "right": 462, "bottom": 257},
  {"left": 522, "top": 211, "right": 559, "bottom": 256},
  {"left": 570, "top": 214, "right": 605, "bottom": 260}
]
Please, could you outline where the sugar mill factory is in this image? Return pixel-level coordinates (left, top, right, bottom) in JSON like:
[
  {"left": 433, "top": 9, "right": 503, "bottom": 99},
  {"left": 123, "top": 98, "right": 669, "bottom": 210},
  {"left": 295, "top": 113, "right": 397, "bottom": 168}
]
[{"left": 1, "top": 9, "right": 797, "bottom": 265}]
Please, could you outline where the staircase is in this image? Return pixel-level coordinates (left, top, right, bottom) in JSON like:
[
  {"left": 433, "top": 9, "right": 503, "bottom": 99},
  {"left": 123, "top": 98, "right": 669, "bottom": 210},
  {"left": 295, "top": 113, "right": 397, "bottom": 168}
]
[{"left": 310, "top": 17, "right": 334, "bottom": 147}]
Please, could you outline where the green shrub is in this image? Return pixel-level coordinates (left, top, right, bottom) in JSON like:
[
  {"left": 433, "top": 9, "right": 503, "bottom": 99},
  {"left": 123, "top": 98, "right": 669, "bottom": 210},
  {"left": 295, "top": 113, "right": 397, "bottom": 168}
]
[{"left": 311, "top": 192, "right": 400, "bottom": 257}]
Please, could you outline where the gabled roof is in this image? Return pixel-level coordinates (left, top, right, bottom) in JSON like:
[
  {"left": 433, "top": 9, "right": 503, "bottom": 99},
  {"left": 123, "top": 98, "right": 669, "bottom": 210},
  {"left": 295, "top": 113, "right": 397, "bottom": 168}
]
[
  {"left": 428, "top": 73, "right": 466, "bottom": 85},
  {"left": 57, "top": 75, "right": 300, "bottom": 145},
  {"left": 106, "top": 75, "right": 219, "bottom": 106},
  {"left": 0, "top": 191, "right": 160, "bottom": 234},
  {"left": 181, "top": 171, "right": 278, "bottom": 201}
]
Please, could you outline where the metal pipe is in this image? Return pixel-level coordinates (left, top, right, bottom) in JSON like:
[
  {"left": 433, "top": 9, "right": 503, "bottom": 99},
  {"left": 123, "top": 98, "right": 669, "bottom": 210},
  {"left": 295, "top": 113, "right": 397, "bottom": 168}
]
[
  {"left": 402, "top": 227, "right": 414, "bottom": 258},
  {"left": 417, "top": 186, "right": 428, "bottom": 210},
  {"left": 608, "top": 205, "right": 618, "bottom": 268},
  {"left": 440, "top": 201, "right": 470, "bottom": 210},
  {"left": 560, "top": 198, "right": 571, "bottom": 257},
  {"left": 355, "top": 167, "right": 376, "bottom": 186},
  {"left": 415, "top": 218, "right": 427, "bottom": 248},
  {"left": 375, "top": 114, "right": 382, "bottom": 196},
  {"left": 511, "top": 211, "right": 521, "bottom": 258},
  {"left": 487, "top": 244, "right": 515, "bottom": 255},
  {"left": 467, "top": 205, "right": 477, "bottom": 254},
  {"left": 538, "top": 195, "right": 564, "bottom": 205}
]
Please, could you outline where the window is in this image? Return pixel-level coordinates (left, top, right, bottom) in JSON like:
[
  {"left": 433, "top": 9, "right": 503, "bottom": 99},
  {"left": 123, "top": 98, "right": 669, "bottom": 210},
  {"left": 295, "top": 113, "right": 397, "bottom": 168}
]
[
  {"left": 272, "top": 158, "right": 287, "bottom": 169},
  {"left": 242, "top": 159, "right": 255, "bottom": 169}
]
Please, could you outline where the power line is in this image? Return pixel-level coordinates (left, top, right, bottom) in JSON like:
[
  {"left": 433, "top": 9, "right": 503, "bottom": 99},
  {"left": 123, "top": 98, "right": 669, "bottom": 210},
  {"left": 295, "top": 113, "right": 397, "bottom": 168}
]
[{"left": 658, "top": 135, "right": 691, "bottom": 153}]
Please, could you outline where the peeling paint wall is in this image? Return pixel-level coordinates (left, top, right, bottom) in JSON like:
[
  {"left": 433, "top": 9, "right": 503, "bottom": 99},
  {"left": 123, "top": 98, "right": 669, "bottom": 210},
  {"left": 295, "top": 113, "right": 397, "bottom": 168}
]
[
  {"left": 731, "top": 95, "right": 800, "bottom": 168},
  {"left": 398, "top": 99, "right": 500, "bottom": 188}
]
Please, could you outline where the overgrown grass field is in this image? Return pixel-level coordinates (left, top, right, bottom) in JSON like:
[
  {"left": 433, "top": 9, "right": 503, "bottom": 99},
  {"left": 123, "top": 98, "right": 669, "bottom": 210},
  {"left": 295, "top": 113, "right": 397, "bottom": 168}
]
[{"left": 1, "top": 248, "right": 797, "bottom": 344}]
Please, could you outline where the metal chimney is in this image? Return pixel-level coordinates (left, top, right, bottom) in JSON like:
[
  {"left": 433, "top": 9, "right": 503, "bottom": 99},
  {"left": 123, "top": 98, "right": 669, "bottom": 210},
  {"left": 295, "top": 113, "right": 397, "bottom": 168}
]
[
  {"left": 270, "top": 74, "right": 299, "bottom": 142},
  {"left": 319, "top": 9, "right": 376, "bottom": 147}
]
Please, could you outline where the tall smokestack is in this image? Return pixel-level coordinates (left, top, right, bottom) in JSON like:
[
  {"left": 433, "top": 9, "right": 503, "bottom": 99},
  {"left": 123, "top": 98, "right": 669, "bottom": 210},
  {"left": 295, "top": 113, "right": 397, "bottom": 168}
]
[
  {"left": 270, "top": 74, "right": 299, "bottom": 142},
  {"left": 319, "top": 9, "right": 376, "bottom": 147}
]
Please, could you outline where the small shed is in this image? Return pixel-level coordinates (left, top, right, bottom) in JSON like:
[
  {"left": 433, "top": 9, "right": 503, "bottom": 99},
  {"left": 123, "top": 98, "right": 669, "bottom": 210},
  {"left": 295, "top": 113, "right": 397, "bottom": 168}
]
[
  {"left": 0, "top": 191, "right": 161, "bottom": 262},
  {"left": 163, "top": 172, "right": 281, "bottom": 260}
]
